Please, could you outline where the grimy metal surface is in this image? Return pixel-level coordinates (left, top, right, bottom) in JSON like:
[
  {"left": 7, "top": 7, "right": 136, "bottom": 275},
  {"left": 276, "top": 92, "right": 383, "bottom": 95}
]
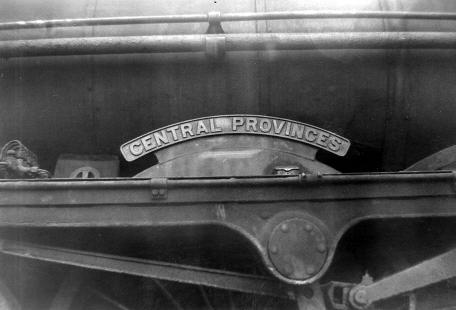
[
  {"left": 0, "top": 240, "right": 293, "bottom": 299},
  {"left": 1, "top": 0, "right": 456, "bottom": 173},
  {"left": 5, "top": 32, "right": 456, "bottom": 58},
  {"left": 0, "top": 171, "right": 455, "bottom": 284}
]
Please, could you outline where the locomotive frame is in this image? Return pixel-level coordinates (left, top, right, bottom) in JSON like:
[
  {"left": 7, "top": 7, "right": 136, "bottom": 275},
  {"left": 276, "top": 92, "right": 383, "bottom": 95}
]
[
  {"left": 0, "top": 6, "right": 456, "bottom": 310},
  {"left": 0, "top": 171, "right": 455, "bottom": 308}
]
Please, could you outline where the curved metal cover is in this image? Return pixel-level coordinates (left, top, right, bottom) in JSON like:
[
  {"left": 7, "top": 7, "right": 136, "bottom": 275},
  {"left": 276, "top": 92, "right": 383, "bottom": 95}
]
[
  {"left": 134, "top": 135, "right": 339, "bottom": 177},
  {"left": 121, "top": 115, "right": 350, "bottom": 162}
]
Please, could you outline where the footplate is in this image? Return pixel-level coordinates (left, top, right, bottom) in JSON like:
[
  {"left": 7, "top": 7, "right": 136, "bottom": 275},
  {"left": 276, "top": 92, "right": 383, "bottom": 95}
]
[{"left": 0, "top": 171, "right": 455, "bottom": 285}]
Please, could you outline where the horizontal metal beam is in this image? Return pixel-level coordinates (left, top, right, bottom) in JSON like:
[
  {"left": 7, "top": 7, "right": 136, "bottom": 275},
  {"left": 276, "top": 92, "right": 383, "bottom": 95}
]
[
  {"left": 2, "top": 11, "right": 456, "bottom": 31},
  {"left": 0, "top": 172, "right": 454, "bottom": 285},
  {"left": 0, "top": 239, "right": 294, "bottom": 299},
  {"left": 0, "top": 171, "right": 454, "bottom": 206},
  {"left": 3, "top": 32, "right": 456, "bottom": 58}
]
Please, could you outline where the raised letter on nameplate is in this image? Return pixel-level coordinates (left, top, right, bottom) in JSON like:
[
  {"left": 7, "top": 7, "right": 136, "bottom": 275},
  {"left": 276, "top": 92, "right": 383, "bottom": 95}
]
[{"left": 120, "top": 115, "right": 351, "bottom": 162}]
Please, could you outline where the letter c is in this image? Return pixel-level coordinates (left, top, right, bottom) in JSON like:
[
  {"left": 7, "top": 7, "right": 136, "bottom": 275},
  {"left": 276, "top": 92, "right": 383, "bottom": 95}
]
[{"left": 129, "top": 140, "right": 144, "bottom": 156}]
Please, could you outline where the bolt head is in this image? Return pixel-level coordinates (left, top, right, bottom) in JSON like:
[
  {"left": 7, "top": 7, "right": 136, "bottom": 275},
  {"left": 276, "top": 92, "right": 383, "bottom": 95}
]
[
  {"left": 354, "top": 290, "right": 368, "bottom": 305},
  {"left": 283, "top": 264, "right": 293, "bottom": 275},
  {"left": 269, "top": 218, "right": 328, "bottom": 281},
  {"left": 317, "top": 243, "right": 327, "bottom": 253},
  {"left": 159, "top": 188, "right": 166, "bottom": 195},
  {"left": 306, "top": 265, "right": 316, "bottom": 275},
  {"left": 152, "top": 189, "right": 159, "bottom": 196}
]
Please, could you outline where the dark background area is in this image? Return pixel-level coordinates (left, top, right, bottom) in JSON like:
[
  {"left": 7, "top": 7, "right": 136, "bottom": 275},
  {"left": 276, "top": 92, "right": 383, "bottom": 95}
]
[{"left": 1, "top": 0, "right": 456, "bottom": 175}]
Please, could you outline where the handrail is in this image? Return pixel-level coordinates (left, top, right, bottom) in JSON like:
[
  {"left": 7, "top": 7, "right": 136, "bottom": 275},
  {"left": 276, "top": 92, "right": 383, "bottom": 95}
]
[
  {"left": 1, "top": 11, "right": 456, "bottom": 31},
  {"left": 1, "top": 32, "right": 456, "bottom": 58}
]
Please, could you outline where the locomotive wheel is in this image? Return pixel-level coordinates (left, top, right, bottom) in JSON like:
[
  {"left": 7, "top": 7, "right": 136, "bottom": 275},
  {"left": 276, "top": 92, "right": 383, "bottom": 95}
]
[
  {"left": 52, "top": 270, "right": 298, "bottom": 310},
  {"left": 52, "top": 273, "right": 456, "bottom": 310}
]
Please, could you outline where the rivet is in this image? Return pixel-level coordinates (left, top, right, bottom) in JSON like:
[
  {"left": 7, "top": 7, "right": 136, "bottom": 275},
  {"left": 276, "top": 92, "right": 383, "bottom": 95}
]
[
  {"left": 305, "top": 223, "right": 313, "bottom": 232},
  {"left": 270, "top": 245, "right": 278, "bottom": 254},
  {"left": 283, "top": 264, "right": 293, "bottom": 275},
  {"left": 280, "top": 223, "right": 289, "bottom": 233},
  {"left": 317, "top": 243, "right": 327, "bottom": 253},
  {"left": 152, "top": 189, "right": 159, "bottom": 196},
  {"left": 306, "top": 265, "right": 316, "bottom": 275},
  {"left": 159, "top": 188, "right": 166, "bottom": 195},
  {"left": 354, "top": 290, "right": 368, "bottom": 305}
]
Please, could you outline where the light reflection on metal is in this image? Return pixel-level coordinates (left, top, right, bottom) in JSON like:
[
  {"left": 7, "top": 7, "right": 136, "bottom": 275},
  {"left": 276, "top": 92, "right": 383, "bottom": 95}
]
[
  {"left": 2, "top": 11, "right": 456, "bottom": 31},
  {"left": 3, "top": 32, "right": 456, "bottom": 58},
  {"left": 349, "top": 248, "right": 456, "bottom": 308}
]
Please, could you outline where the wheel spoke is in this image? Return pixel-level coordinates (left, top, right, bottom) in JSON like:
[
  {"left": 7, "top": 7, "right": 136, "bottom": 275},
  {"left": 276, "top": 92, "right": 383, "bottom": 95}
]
[
  {"left": 198, "top": 285, "right": 215, "bottom": 310},
  {"left": 154, "top": 280, "right": 185, "bottom": 310}
]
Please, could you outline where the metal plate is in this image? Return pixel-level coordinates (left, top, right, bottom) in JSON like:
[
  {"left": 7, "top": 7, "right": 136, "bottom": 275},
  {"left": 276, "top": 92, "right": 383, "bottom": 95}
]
[
  {"left": 120, "top": 115, "right": 351, "bottom": 161},
  {"left": 268, "top": 218, "right": 328, "bottom": 281}
]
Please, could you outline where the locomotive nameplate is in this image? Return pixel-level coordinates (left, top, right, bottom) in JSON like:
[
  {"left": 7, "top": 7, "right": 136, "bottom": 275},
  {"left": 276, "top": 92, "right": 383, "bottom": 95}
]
[{"left": 121, "top": 115, "right": 350, "bottom": 162}]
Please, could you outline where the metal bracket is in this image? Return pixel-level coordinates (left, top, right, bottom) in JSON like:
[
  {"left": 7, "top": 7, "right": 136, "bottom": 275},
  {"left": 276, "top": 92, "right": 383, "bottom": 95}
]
[
  {"left": 150, "top": 178, "right": 168, "bottom": 200},
  {"left": 206, "top": 11, "right": 224, "bottom": 34},
  {"left": 205, "top": 36, "right": 226, "bottom": 59},
  {"left": 349, "top": 247, "right": 456, "bottom": 308},
  {"left": 273, "top": 166, "right": 301, "bottom": 175},
  {"left": 324, "top": 282, "right": 354, "bottom": 310}
]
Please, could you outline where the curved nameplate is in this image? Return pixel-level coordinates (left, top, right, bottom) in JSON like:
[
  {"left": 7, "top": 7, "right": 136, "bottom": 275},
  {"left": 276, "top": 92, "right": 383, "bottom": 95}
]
[{"left": 120, "top": 115, "right": 351, "bottom": 162}]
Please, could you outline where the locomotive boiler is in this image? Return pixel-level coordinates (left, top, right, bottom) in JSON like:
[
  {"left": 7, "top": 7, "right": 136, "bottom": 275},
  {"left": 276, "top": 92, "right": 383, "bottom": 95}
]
[{"left": 0, "top": 0, "right": 455, "bottom": 309}]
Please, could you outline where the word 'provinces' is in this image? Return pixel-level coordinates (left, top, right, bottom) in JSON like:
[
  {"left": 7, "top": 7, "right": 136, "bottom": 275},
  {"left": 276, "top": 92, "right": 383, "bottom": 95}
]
[{"left": 121, "top": 115, "right": 350, "bottom": 161}]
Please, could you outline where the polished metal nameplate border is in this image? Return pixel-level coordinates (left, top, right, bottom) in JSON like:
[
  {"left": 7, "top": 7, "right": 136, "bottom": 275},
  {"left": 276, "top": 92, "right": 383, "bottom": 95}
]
[{"left": 120, "top": 115, "right": 351, "bottom": 162}]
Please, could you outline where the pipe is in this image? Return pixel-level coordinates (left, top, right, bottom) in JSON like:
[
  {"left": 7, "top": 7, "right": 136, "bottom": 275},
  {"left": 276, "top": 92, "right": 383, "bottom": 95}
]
[
  {"left": 2, "top": 32, "right": 456, "bottom": 58},
  {"left": 0, "top": 170, "right": 452, "bottom": 190},
  {"left": 222, "top": 11, "right": 456, "bottom": 22},
  {"left": 0, "top": 14, "right": 207, "bottom": 31},
  {"left": 1, "top": 11, "right": 456, "bottom": 31}
]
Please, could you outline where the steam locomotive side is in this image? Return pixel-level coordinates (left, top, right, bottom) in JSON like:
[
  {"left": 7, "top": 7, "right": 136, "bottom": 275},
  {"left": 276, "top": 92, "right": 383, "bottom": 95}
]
[{"left": 0, "top": 0, "right": 455, "bottom": 309}]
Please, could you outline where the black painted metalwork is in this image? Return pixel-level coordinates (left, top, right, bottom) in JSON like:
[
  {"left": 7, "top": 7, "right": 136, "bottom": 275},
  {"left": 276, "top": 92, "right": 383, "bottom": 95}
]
[
  {"left": 0, "top": 239, "right": 294, "bottom": 299},
  {"left": 0, "top": 171, "right": 454, "bottom": 285}
]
